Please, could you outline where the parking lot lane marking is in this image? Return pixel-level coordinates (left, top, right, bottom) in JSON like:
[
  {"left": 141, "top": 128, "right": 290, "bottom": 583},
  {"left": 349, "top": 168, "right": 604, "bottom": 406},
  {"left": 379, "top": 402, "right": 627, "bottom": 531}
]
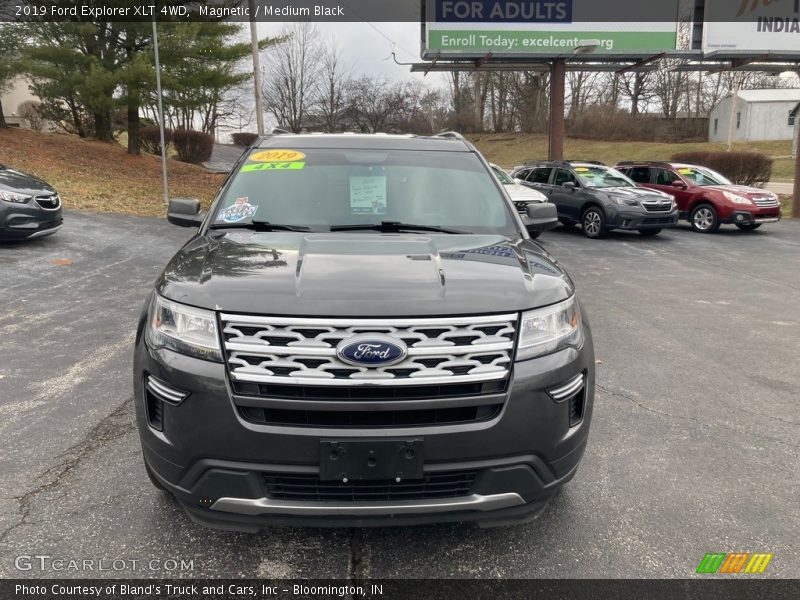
[{"left": 26, "top": 332, "right": 135, "bottom": 400}]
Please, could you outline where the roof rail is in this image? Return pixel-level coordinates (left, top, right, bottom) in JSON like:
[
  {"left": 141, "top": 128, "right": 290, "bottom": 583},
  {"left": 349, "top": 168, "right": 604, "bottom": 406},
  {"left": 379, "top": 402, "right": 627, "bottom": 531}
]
[
  {"left": 566, "top": 159, "right": 606, "bottom": 166},
  {"left": 432, "top": 131, "right": 465, "bottom": 140},
  {"left": 616, "top": 160, "right": 675, "bottom": 168}
]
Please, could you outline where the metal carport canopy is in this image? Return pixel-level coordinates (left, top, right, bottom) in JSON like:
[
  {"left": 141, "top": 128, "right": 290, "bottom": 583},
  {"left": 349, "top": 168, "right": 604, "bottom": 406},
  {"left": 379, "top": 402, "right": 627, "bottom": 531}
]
[{"left": 406, "top": 50, "right": 800, "bottom": 218}]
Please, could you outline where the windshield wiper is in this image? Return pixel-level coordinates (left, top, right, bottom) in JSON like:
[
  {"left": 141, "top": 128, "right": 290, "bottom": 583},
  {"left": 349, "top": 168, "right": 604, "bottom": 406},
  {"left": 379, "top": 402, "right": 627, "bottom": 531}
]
[
  {"left": 209, "top": 220, "right": 311, "bottom": 232},
  {"left": 330, "top": 221, "right": 471, "bottom": 234}
]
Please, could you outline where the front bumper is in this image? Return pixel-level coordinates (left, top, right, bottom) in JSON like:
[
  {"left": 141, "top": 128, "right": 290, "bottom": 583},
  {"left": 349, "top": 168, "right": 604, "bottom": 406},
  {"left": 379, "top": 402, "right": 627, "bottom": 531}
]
[
  {"left": 722, "top": 209, "right": 781, "bottom": 225},
  {"left": 133, "top": 318, "right": 594, "bottom": 530},
  {"left": 0, "top": 201, "right": 63, "bottom": 240},
  {"left": 606, "top": 206, "right": 679, "bottom": 230}
]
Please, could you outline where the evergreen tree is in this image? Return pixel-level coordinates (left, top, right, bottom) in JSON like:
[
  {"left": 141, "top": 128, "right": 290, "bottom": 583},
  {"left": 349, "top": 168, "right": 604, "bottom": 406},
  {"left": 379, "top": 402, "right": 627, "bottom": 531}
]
[{"left": 0, "top": 23, "right": 24, "bottom": 128}]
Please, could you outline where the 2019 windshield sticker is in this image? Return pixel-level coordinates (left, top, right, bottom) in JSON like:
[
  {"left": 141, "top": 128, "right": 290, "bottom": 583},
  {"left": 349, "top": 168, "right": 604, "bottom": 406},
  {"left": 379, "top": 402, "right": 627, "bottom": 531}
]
[
  {"left": 249, "top": 149, "right": 306, "bottom": 163},
  {"left": 218, "top": 197, "right": 258, "bottom": 223},
  {"left": 241, "top": 162, "right": 305, "bottom": 173}
]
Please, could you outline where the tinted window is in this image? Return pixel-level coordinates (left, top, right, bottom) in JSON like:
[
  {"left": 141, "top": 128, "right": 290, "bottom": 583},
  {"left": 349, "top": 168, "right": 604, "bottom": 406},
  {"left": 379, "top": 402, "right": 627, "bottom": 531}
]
[
  {"left": 626, "top": 167, "right": 651, "bottom": 184},
  {"left": 656, "top": 169, "right": 680, "bottom": 186},
  {"left": 553, "top": 168, "right": 578, "bottom": 187},
  {"left": 529, "top": 168, "right": 553, "bottom": 184},
  {"left": 212, "top": 148, "right": 517, "bottom": 235}
]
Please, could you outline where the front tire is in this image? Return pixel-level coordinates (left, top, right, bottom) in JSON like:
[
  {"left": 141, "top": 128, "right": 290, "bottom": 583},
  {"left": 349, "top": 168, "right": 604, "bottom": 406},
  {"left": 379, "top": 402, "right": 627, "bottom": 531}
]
[
  {"left": 690, "top": 204, "right": 720, "bottom": 233},
  {"left": 736, "top": 223, "right": 761, "bottom": 231},
  {"left": 581, "top": 207, "right": 607, "bottom": 239},
  {"left": 639, "top": 228, "right": 662, "bottom": 237}
]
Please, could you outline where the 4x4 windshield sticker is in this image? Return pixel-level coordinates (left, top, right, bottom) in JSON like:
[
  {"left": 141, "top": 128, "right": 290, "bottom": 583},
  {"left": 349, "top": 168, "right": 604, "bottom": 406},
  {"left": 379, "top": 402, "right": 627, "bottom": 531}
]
[
  {"left": 217, "top": 197, "right": 258, "bottom": 223},
  {"left": 241, "top": 162, "right": 305, "bottom": 172},
  {"left": 249, "top": 149, "right": 306, "bottom": 162}
]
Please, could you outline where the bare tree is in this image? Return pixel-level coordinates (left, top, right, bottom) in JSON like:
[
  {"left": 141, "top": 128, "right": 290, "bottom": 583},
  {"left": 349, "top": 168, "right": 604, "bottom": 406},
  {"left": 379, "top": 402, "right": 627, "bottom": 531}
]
[
  {"left": 312, "top": 36, "right": 350, "bottom": 132},
  {"left": 262, "top": 23, "right": 321, "bottom": 132},
  {"left": 510, "top": 71, "right": 548, "bottom": 133},
  {"left": 345, "top": 75, "right": 413, "bottom": 133},
  {"left": 619, "top": 71, "right": 654, "bottom": 115}
]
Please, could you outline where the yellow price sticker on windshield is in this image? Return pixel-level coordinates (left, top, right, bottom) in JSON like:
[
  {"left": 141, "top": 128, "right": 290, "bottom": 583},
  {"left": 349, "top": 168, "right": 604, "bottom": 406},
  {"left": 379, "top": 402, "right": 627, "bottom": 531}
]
[
  {"left": 574, "top": 167, "right": 590, "bottom": 173},
  {"left": 678, "top": 168, "right": 694, "bottom": 175},
  {"left": 241, "top": 162, "right": 305, "bottom": 172},
  {"left": 249, "top": 149, "right": 306, "bottom": 162}
]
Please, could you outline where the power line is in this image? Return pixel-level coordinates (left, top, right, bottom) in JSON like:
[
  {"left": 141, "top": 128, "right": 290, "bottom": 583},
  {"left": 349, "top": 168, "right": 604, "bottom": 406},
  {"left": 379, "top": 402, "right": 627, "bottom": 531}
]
[{"left": 339, "top": 1, "right": 419, "bottom": 61}]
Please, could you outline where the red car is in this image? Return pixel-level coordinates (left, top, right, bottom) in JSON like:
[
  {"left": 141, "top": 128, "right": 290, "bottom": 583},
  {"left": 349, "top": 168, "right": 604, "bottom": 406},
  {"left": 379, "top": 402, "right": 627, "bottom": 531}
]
[{"left": 616, "top": 162, "right": 781, "bottom": 233}]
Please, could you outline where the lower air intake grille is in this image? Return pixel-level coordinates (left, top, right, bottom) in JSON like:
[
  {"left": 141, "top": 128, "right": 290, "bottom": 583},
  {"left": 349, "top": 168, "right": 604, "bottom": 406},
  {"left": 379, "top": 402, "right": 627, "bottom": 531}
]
[
  {"left": 569, "top": 388, "right": 585, "bottom": 427},
  {"left": 239, "top": 404, "right": 501, "bottom": 428},
  {"left": 264, "top": 471, "right": 477, "bottom": 501},
  {"left": 145, "top": 390, "right": 164, "bottom": 431}
]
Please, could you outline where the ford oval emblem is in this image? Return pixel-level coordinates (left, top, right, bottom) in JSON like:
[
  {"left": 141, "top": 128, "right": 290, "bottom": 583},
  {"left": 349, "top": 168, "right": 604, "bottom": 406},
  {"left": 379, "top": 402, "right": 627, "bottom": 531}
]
[{"left": 336, "top": 335, "right": 408, "bottom": 367}]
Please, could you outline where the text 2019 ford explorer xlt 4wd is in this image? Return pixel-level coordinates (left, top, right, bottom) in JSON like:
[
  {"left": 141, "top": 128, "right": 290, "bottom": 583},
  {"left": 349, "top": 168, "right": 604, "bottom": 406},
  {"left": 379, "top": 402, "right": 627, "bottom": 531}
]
[{"left": 133, "top": 133, "right": 593, "bottom": 530}]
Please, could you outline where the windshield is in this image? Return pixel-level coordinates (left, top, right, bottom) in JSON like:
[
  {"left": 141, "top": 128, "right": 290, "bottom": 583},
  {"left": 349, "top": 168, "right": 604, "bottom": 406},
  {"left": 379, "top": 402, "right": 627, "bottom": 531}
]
[
  {"left": 676, "top": 166, "right": 731, "bottom": 186},
  {"left": 574, "top": 166, "right": 635, "bottom": 189},
  {"left": 211, "top": 148, "right": 517, "bottom": 236},
  {"left": 491, "top": 165, "right": 515, "bottom": 185}
]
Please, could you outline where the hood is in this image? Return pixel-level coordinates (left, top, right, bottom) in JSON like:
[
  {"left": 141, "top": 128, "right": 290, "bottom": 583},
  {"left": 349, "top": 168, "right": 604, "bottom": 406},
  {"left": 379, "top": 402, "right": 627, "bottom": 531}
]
[
  {"left": 157, "top": 233, "right": 574, "bottom": 317},
  {"left": 702, "top": 184, "right": 774, "bottom": 198},
  {"left": 503, "top": 183, "right": 548, "bottom": 203},
  {"left": 0, "top": 165, "right": 55, "bottom": 195}
]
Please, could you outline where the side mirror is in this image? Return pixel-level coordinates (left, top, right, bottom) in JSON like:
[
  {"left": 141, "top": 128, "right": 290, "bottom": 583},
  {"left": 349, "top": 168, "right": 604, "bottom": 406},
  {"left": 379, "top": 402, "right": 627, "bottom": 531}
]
[
  {"left": 167, "top": 198, "right": 205, "bottom": 227},
  {"left": 562, "top": 181, "right": 578, "bottom": 190},
  {"left": 671, "top": 180, "right": 688, "bottom": 189},
  {"left": 513, "top": 178, "right": 526, "bottom": 185},
  {"left": 525, "top": 202, "right": 559, "bottom": 234}
]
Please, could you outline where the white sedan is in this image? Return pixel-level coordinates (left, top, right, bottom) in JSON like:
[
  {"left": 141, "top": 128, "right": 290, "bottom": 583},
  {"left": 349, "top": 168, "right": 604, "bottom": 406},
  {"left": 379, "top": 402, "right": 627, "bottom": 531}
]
[
  {"left": 490, "top": 163, "right": 552, "bottom": 239},
  {"left": 490, "top": 163, "right": 549, "bottom": 211}
]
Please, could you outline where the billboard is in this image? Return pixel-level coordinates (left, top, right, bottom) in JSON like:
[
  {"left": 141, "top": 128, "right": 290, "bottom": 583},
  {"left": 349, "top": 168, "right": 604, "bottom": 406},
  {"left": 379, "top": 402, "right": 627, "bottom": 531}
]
[
  {"left": 422, "top": 0, "right": 679, "bottom": 58},
  {"left": 703, "top": 0, "right": 800, "bottom": 55}
]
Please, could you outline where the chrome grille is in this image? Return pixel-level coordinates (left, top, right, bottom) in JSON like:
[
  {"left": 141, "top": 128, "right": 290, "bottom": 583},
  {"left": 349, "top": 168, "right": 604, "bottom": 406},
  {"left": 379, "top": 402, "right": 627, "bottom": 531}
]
[
  {"left": 35, "top": 194, "right": 60, "bottom": 210},
  {"left": 220, "top": 313, "right": 517, "bottom": 386},
  {"left": 642, "top": 200, "right": 673, "bottom": 212},
  {"left": 752, "top": 195, "right": 779, "bottom": 208}
]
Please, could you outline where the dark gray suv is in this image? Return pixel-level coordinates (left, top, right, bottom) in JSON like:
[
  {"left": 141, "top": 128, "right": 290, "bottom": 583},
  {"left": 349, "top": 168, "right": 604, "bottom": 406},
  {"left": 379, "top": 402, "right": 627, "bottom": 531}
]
[
  {"left": 134, "top": 133, "right": 594, "bottom": 530},
  {"left": 511, "top": 161, "right": 679, "bottom": 238}
]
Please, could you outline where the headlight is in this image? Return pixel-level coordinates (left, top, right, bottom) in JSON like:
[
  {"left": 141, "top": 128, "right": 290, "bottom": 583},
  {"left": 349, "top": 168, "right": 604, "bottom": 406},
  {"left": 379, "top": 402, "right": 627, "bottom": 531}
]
[
  {"left": 145, "top": 295, "right": 222, "bottom": 362},
  {"left": 0, "top": 190, "right": 33, "bottom": 203},
  {"left": 611, "top": 197, "right": 638, "bottom": 206},
  {"left": 517, "top": 296, "right": 584, "bottom": 361},
  {"left": 723, "top": 191, "right": 752, "bottom": 205}
]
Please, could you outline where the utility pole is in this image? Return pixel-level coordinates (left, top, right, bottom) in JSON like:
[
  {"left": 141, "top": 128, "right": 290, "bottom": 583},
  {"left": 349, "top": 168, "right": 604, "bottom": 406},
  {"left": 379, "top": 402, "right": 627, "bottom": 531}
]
[
  {"left": 473, "top": 71, "right": 482, "bottom": 133},
  {"left": 249, "top": 0, "right": 264, "bottom": 135},
  {"left": 152, "top": 16, "right": 169, "bottom": 205},
  {"left": 726, "top": 77, "right": 740, "bottom": 152},
  {"left": 793, "top": 110, "right": 800, "bottom": 218},
  {"left": 549, "top": 59, "right": 566, "bottom": 161}
]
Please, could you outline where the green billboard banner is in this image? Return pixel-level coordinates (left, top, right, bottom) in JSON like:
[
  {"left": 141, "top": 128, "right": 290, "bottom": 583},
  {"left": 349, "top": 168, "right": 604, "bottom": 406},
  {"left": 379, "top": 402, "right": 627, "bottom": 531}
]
[{"left": 427, "top": 30, "right": 677, "bottom": 54}]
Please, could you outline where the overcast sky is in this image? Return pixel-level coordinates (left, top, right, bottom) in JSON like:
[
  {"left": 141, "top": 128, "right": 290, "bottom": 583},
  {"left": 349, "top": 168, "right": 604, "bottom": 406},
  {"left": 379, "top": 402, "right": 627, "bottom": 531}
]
[{"left": 256, "top": 22, "right": 440, "bottom": 82}]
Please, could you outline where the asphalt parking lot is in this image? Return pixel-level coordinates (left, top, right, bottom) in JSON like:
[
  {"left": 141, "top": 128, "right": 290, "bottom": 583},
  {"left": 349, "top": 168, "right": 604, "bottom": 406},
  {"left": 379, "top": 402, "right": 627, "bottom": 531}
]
[{"left": 1, "top": 211, "right": 798, "bottom": 579}]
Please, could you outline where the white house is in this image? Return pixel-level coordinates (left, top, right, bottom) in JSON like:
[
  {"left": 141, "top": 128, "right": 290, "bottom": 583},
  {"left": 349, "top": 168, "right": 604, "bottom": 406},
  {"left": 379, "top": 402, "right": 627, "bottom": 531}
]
[
  {"left": 708, "top": 88, "right": 800, "bottom": 143},
  {"left": 0, "top": 76, "right": 37, "bottom": 127}
]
